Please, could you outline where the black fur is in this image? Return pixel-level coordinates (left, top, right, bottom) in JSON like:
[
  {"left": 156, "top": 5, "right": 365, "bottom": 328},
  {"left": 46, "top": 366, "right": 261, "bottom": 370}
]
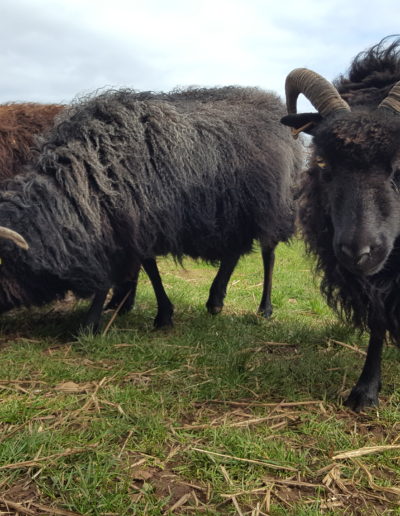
[
  {"left": 0, "top": 87, "right": 302, "bottom": 329},
  {"left": 334, "top": 36, "right": 400, "bottom": 106}
]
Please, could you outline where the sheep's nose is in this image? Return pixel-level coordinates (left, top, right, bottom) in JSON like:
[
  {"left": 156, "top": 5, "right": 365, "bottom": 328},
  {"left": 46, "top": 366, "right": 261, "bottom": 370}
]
[{"left": 340, "top": 244, "right": 371, "bottom": 265}]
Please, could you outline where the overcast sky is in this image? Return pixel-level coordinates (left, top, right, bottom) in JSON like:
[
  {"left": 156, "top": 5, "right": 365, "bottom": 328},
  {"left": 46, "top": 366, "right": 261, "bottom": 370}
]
[{"left": 0, "top": 0, "right": 399, "bottom": 110}]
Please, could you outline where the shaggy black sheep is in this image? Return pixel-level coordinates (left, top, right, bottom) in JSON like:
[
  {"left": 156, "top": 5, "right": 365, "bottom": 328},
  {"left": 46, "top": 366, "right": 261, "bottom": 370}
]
[
  {"left": 0, "top": 86, "right": 302, "bottom": 332},
  {"left": 281, "top": 37, "right": 400, "bottom": 411},
  {"left": 106, "top": 87, "right": 304, "bottom": 327}
]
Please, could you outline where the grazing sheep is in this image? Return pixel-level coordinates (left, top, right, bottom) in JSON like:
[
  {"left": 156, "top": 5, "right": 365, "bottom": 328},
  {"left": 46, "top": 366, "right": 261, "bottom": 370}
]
[
  {"left": 0, "top": 102, "right": 150, "bottom": 326},
  {"left": 0, "top": 86, "right": 302, "bottom": 332},
  {"left": 0, "top": 101, "right": 141, "bottom": 325},
  {"left": 281, "top": 37, "right": 400, "bottom": 411}
]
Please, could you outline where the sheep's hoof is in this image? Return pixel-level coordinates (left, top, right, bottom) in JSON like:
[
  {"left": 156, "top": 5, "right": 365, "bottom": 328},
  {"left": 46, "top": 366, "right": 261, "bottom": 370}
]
[
  {"left": 344, "top": 385, "right": 379, "bottom": 412},
  {"left": 79, "top": 322, "right": 100, "bottom": 335},
  {"left": 207, "top": 304, "right": 223, "bottom": 315},
  {"left": 258, "top": 306, "right": 273, "bottom": 319},
  {"left": 153, "top": 313, "right": 173, "bottom": 329}
]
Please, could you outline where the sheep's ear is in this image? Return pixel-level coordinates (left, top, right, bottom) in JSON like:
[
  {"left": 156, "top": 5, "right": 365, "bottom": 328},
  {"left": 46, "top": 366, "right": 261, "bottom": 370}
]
[{"left": 280, "top": 112, "right": 323, "bottom": 136}]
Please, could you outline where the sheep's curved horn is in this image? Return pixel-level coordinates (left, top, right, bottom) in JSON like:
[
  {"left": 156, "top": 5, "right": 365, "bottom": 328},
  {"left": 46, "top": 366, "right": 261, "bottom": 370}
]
[
  {"left": 378, "top": 81, "right": 400, "bottom": 113},
  {"left": 285, "top": 68, "right": 350, "bottom": 116},
  {"left": 0, "top": 227, "right": 29, "bottom": 250}
]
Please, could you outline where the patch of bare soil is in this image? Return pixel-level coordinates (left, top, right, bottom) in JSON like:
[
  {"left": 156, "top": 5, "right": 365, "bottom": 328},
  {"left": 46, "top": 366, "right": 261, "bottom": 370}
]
[
  {"left": 0, "top": 477, "right": 81, "bottom": 515},
  {"left": 129, "top": 463, "right": 209, "bottom": 513}
]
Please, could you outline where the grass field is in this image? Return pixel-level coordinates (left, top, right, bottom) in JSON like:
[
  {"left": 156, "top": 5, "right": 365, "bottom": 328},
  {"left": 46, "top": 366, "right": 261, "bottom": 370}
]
[{"left": 0, "top": 239, "right": 399, "bottom": 515}]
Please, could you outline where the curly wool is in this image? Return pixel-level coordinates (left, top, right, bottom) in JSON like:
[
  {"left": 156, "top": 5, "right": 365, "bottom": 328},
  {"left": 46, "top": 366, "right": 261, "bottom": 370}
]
[
  {"left": 334, "top": 36, "right": 400, "bottom": 106},
  {"left": 0, "top": 86, "right": 302, "bottom": 309}
]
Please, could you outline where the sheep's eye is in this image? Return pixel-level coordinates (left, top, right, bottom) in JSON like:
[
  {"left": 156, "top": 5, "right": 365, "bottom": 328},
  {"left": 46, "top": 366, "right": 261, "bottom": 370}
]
[
  {"left": 315, "top": 156, "right": 327, "bottom": 169},
  {"left": 315, "top": 157, "right": 332, "bottom": 182}
]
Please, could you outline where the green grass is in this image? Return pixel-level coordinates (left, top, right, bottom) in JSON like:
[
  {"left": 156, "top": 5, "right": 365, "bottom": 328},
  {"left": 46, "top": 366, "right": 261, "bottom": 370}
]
[{"left": 0, "top": 239, "right": 399, "bottom": 515}]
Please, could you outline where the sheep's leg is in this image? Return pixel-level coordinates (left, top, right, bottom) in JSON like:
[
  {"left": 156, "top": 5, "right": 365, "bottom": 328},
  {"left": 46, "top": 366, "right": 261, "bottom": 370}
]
[
  {"left": 141, "top": 258, "right": 174, "bottom": 328},
  {"left": 344, "top": 325, "right": 385, "bottom": 412},
  {"left": 83, "top": 289, "right": 109, "bottom": 333},
  {"left": 106, "top": 259, "right": 173, "bottom": 328},
  {"left": 106, "top": 262, "right": 141, "bottom": 314},
  {"left": 206, "top": 254, "right": 240, "bottom": 315},
  {"left": 258, "top": 245, "right": 276, "bottom": 318}
]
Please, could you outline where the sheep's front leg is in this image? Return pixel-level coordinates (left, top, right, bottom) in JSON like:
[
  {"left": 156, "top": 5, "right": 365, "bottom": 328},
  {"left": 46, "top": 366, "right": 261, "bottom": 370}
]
[
  {"left": 345, "top": 325, "right": 385, "bottom": 412},
  {"left": 84, "top": 289, "right": 109, "bottom": 333},
  {"left": 106, "top": 262, "right": 141, "bottom": 314},
  {"left": 141, "top": 258, "right": 174, "bottom": 328},
  {"left": 206, "top": 254, "right": 240, "bottom": 315},
  {"left": 107, "top": 258, "right": 173, "bottom": 328}
]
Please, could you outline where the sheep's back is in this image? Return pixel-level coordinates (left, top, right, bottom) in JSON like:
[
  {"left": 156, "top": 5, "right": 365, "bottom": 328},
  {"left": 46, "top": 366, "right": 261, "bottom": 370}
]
[{"left": 36, "top": 87, "right": 302, "bottom": 260}]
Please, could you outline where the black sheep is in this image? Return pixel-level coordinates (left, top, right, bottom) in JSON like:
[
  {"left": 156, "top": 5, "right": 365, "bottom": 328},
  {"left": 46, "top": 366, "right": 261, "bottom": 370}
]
[
  {"left": 0, "top": 86, "right": 302, "bottom": 331},
  {"left": 281, "top": 37, "right": 400, "bottom": 411}
]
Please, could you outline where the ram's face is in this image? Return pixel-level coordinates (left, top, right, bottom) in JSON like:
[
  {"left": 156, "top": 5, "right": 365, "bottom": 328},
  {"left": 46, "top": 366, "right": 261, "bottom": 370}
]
[
  {"left": 312, "top": 113, "right": 400, "bottom": 276},
  {"left": 281, "top": 66, "right": 400, "bottom": 276}
]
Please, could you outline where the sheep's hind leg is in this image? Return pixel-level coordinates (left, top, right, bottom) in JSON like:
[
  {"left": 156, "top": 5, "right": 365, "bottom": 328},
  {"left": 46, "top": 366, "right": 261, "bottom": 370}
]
[
  {"left": 344, "top": 325, "right": 385, "bottom": 412},
  {"left": 258, "top": 245, "right": 276, "bottom": 318},
  {"left": 206, "top": 254, "right": 240, "bottom": 315},
  {"left": 83, "top": 289, "right": 109, "bottom": 333}
]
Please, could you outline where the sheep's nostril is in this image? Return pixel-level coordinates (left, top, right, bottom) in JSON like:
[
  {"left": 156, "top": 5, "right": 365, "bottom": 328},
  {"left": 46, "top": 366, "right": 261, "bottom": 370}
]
[
  {"left": 340, "top": 244, "right": 371, "bottom": 265},
  {"left": 357, "top": 251, "right": 371, "bottom": 266}
]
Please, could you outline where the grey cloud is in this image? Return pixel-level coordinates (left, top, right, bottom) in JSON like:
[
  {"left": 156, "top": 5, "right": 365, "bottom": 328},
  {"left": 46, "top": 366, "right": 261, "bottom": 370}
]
[{"left": 0, "top": 0, "right": 165, "bottom": 103}]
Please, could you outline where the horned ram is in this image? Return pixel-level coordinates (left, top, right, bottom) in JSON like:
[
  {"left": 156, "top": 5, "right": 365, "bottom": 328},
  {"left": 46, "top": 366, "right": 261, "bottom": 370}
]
[{"left": 281, "top": 37, "right": 400, "bottom": 411}]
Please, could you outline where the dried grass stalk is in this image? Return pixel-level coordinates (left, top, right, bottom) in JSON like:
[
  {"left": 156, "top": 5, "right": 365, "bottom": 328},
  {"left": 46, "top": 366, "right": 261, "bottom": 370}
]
[
  {"left": 333, "top": 444, "right": 400, "bottom": 460},
  {"left": 192, "top": 447, "right": 297, "bottom": 472}
]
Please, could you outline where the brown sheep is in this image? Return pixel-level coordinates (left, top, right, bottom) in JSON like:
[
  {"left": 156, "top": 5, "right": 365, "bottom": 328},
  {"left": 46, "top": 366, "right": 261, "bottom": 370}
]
[{"left": 0, "top": 103, "right": 63, "bottom": 179}]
